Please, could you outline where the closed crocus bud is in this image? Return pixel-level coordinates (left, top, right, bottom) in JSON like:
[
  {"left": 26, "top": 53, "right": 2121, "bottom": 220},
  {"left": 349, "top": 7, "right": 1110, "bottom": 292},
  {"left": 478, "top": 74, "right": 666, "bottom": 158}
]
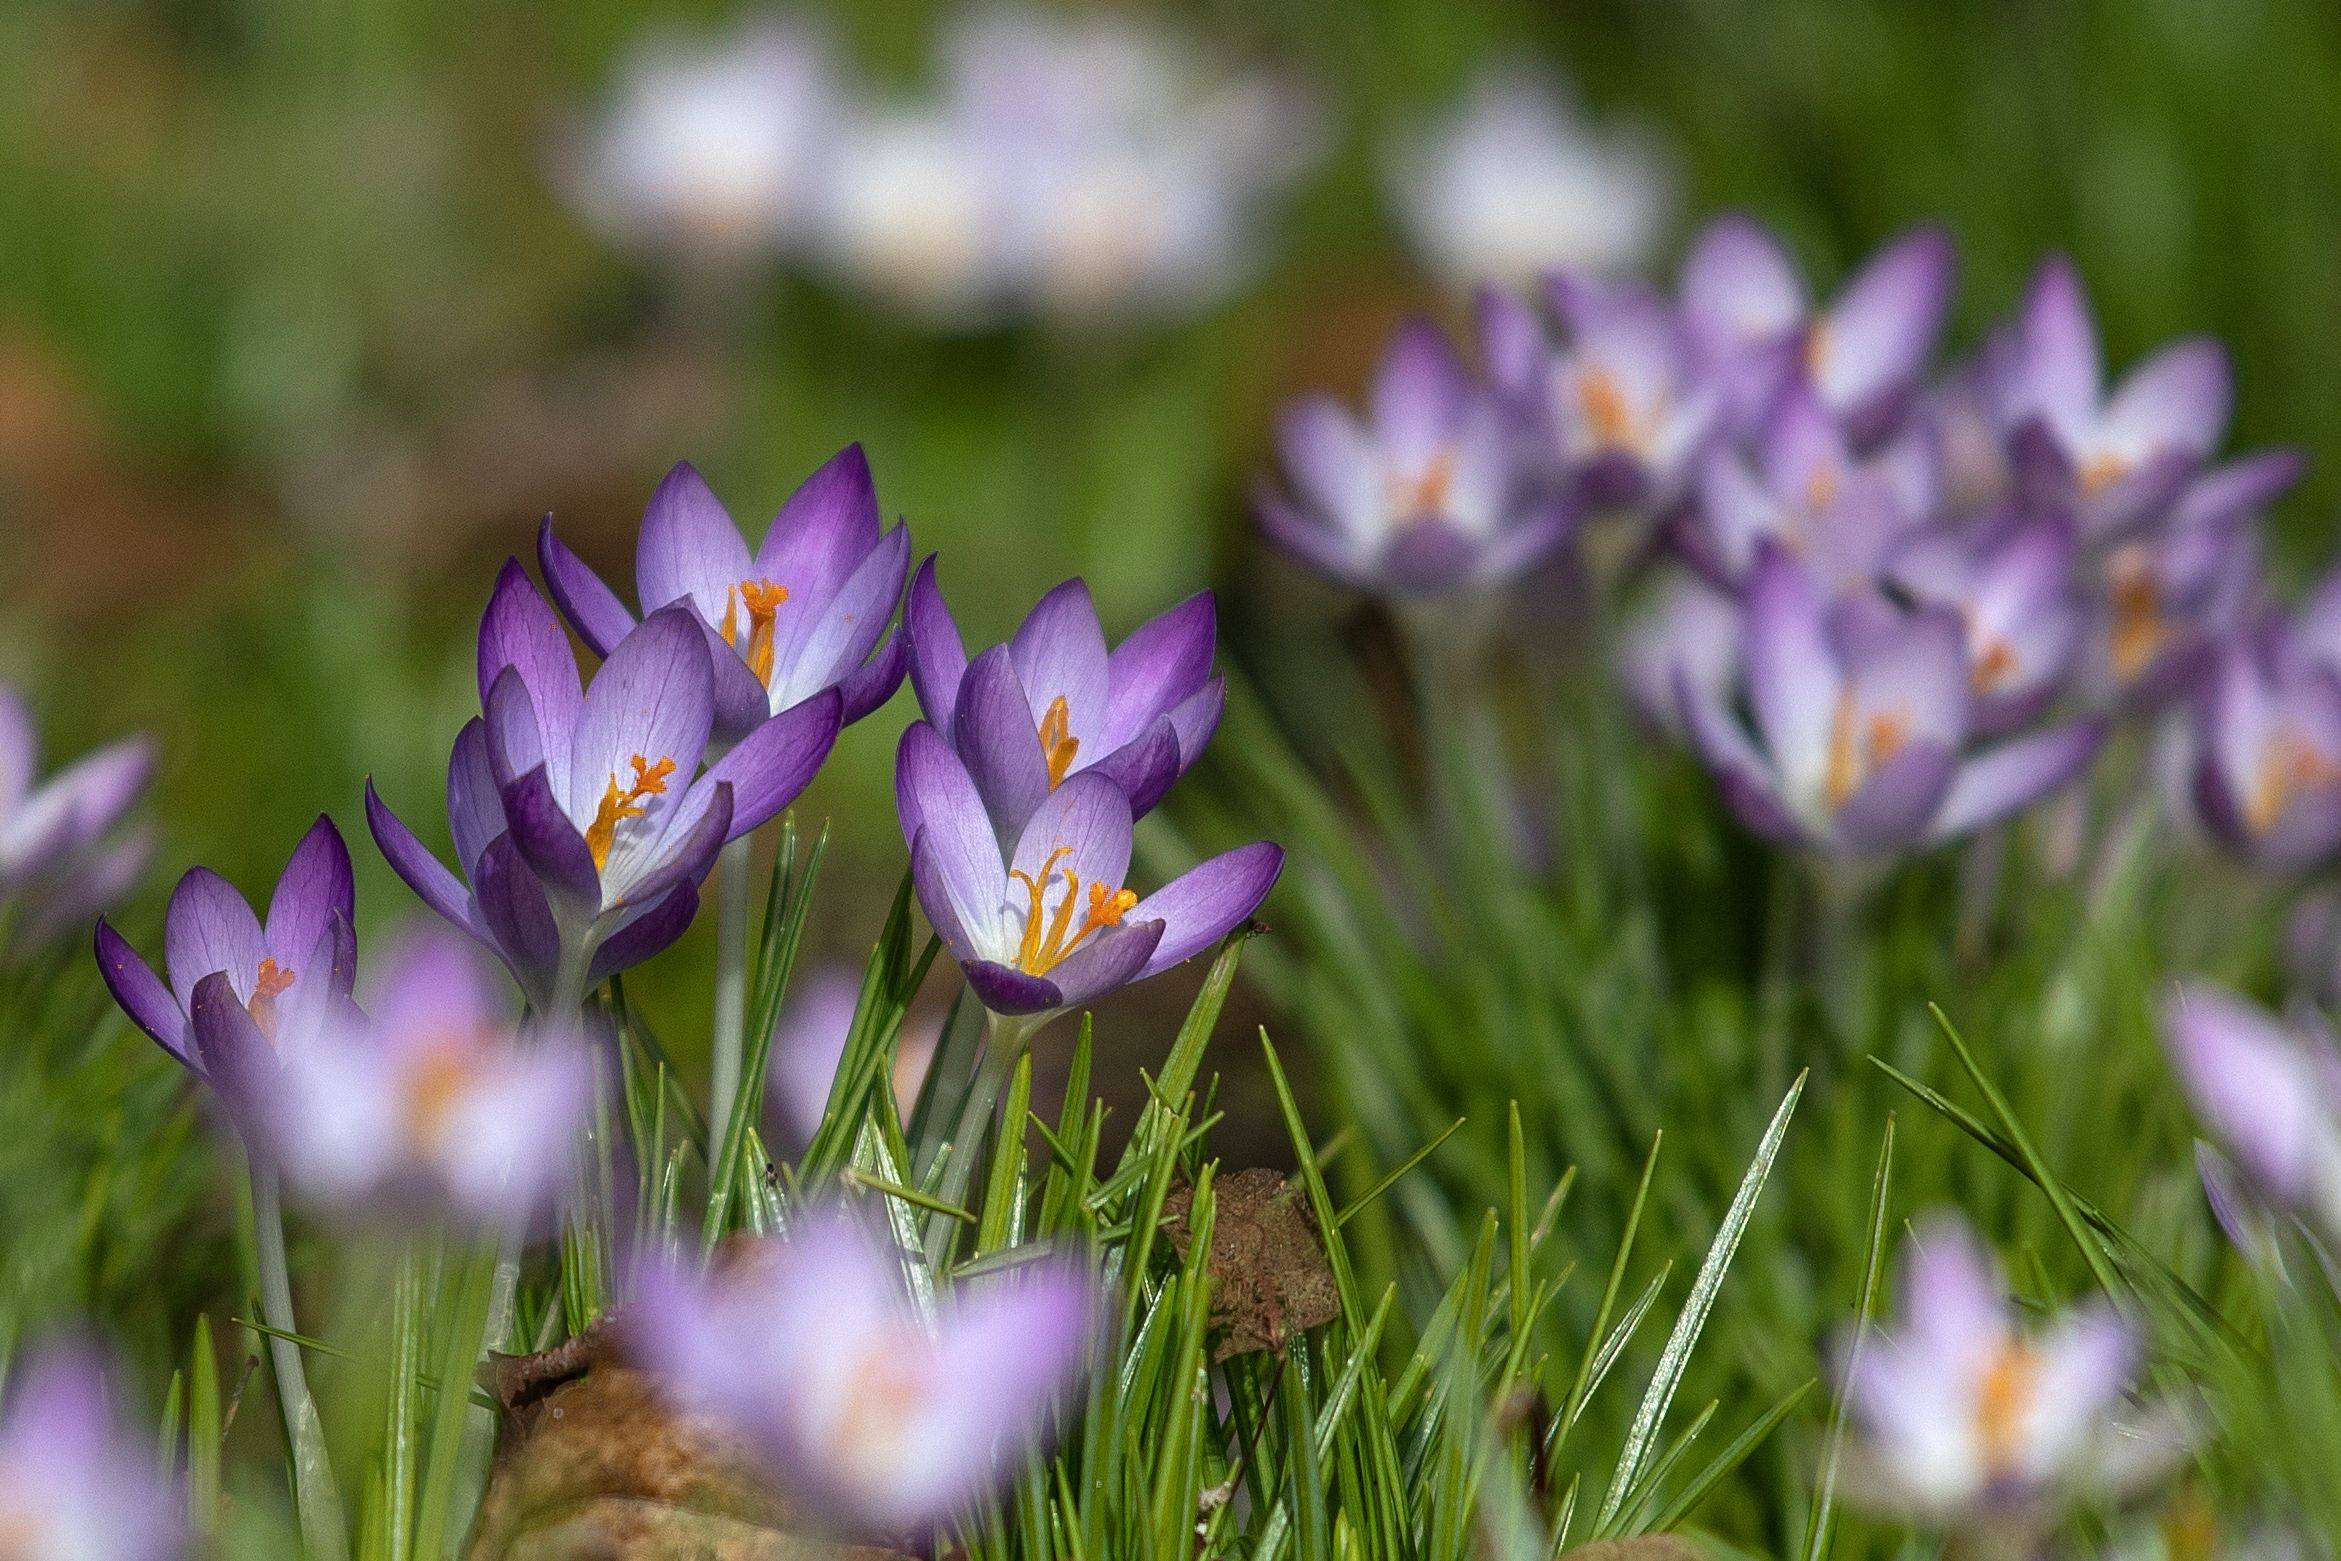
[
  {"left": 0, "top": 1343, "right": 182, "bottom": 1560},
  {"left": 2163, "top": 983, "right": 2341, "bottom": 1244},
  {"left": 0, "top": 685, "right": 153, "bottom": 958},
  {"left": 631, "top": 1211, "right": 1101, "bottom": 1540}
]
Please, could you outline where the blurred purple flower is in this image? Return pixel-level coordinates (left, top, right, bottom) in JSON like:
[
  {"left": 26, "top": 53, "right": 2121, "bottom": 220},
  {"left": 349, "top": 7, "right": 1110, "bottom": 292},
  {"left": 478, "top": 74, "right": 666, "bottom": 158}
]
[
  {"left": 1, "top": 687, "right": 152, "bottom": 954},
  {"left": 1991, "top": 256, "right": 2232, "bottom": 538},
  {"left": 907, "top": 567, "right": 1222, "bottom": 838},
  {"left": 1837, "top": 1217, "right": 2146, "bottom": 1523},
  {"left": 1480, "top": 274, "right": 1721, "bottom": 515},
  {"left": 368, "top": 563, "right": 838, "bottom": 1009},
  {"left": 1385, "top": 62, "right": 1674, "bottom": 293},
  {"left": 2192, "top": 613, "right": 2341, "bottom": 872},
  {"left": 1259, "top": 319, "right": 1572, "bottom": 597},
  {"left": 539, "top": 448, "right": 909, "bottom": 744},
  {"left": 767, "top": 966, "right": 936, "bottom": 1152},
  {"left": 1677, "top": 545, "right": 2103, "bottom": 857},
  {"left": 0, "top": 1343, "right": 181, "bottom": 1560},
  {"left": 896, "top": 723, "right": 1279, "bottom": 1019},
  {"left": 96, "top": 815, "right": 356, "bottom": 1112},
  {"left": 1618, "top": 571, "right": 1740, "bottom": 737},
  {"left": 253, "top": 933, "right": 591, "bottom": 1227},
  {"left": 2163, "top": 983, "right": 2341, "bottom": 1240},
  {"left": 632, "top": 1210, "right": 1099, "bottom": 1538},
  {"left": 1888, "top": 514, "right": 2086, "bottom": 736},
  {"left": 1679, "top": 214, "right": 1955, "bottom": 446}
]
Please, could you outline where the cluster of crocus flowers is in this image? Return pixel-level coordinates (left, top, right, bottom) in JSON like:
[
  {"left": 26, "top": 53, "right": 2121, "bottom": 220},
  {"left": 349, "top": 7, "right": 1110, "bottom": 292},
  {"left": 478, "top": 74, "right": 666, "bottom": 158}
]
[
  {"left": 0, "top": 1343, "right": 182, "bottom": 1561},
  {"left": 0, "top": 686, "right": 152, "bottom": 959},
  {"left": 568, "top": 6, "right": 1319, "bottom": 330},
  {"left": 1837, "top": 1217, "right": 2157, "bottom": 1529},
  {"left": 2162, "top": 983, "right": 2341, "bottom": 1250},
  {"left": 631, "top": 1210, "right": 1098, "bottom": 1540}
]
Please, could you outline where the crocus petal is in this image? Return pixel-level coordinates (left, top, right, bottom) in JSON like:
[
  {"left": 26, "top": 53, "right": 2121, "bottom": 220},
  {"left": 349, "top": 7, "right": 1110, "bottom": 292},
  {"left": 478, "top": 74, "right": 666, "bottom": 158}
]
[
  {"left": 897, "top": 723, "right": 1007, "bottom": 951},
  {"left": 1166, "top": 677, "right": 1225, "bottom": 773},
  {"left": 1899, "top": 1216, "right": 2010, "bottom": 1366},
  {"left": 1044, "top": 916, "right": 1166, "bottom": 1009},
  {"left": 0, "top": 735, "right": 153, "bottom": 882},
  {"left": 696, "top": 613, "right": 778, "bottom": 743},
  {"left": 700, "top": 690, "right": 842, "bottom": 841},
  {"left": 2175, "top": 448, "right": 2306, "bottom": 531},
  {"left": 1102, "top": 592, "right": 1216, "bottom": 752},
  {"left": 477, "top": 558, "right": 583, "bottom": 762},
  {"left": 1275, "top": 398, "right": 1383, "bottom": 542},
  {"left": 1378, "top": 519, "right": 1486, "bottom": 592},
  {"left": 1009, "top": 770, "right": 1134, "bottom": 897},
  {"left": 909, "top": 829, "right": 983, "bottom": 963},
  {"left": 637, "top": 460, "right": 754, "bottom": 623},
  {"left": 265, "top": 815, "right": 356, "bottom": 980},
  {"left": 501, "top": 765, "right": 604, "bottom": 910},
  {"left": 96, "top": 918, "right": 187, "bottom": 1060},
  {"left": 446, "top": 719, "right": 505, "bottom": 879},
  {"left": 1475, "top": 283, "right": 1548, "bottom": 401},
  {"left": 1676, "top": 672, "right": 1802, "bottom": 844},
  {"left": 589, "top": 884, "right": 703, "bottom": 986},
  {"left": 565, "top": 607, "right": 715, "bottom": 831},
  {"left": 1131, "top": 841, "right": 1283, "bottom": 978},
  {"left": 1832, "top": 741, "right": 1957, "bottom": 854},
  {"left": 1926, "top": 719, "right": 2107, "bottom": 844},
  {"left": 1813, "top": 225, "right": 1954, "bottom": 432},
  {"left": 754, "top": 443, "right": 883, "bottom": 609},
  {"left": 188, "top": 970, "right": 271, "bottom": 1127},
  {"left": 482, "top": 665, "right": 549, "bottom": 795},
  {"left": 2163, "top": 983, "right": 2328, "bottom": 1205},
  {"left": 905, "top": 555, "right": 969, "bottom": 739},
  {"left": 1087, "top": 719, "right": 1181, "bottom": 818},
  {"left": 0, "top": 685, "right": 31, "bottom": 815},
  {"left": 538, "top": 515, "right": 639, "bottom": 657},
  {"left": 473, "top": 834, "right": 564, "bottom": 998},
  {"left": 1257, "top": 489, "right": 1372, "bottom": 587},
  {"left": 955, "top": 645, "right": 1054, "bottom": 844},
  {"left": 1744, "top": 545, "right": 1841, "bottom": 803},
  {"left": 2024, "top": 1309, "right": 2138, "bottom": 1469},
  {"left": 774, "top": 520, "right": 911, "bottom": 709},
  {"left": 2013, "top": 256, "right": 2101, "bottom": 432},
  {"left": 1681, "top": 213, "right": 1805, "bottom": 347},
  {"left": 366, "top": 780, "right": 480, "bottom": 937},
  {"left": 837, "top": 623, "right": 910, "bottom": 725},
  {"left": 2101, "top": 337, "right": 2232, "bottom": 460},
  {"left": 164, "top": 868, "right": 264, "bottom": 1007},
  {"left": 962, "top": 958, "right": 1062, "bottom": 1015},
  {"left": 1010, "top": 579, "right": 1111, "bottom": 745},
  {"left": 613, "top": 779, "right": 733, "bottom": 911},
  {"left": 1369, "top": 318, "right": 1470, "bottom": 462}
]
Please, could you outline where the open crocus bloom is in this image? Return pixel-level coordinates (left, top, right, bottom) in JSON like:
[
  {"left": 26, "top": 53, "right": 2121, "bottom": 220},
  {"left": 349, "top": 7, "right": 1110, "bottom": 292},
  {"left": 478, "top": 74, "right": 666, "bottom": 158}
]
[
  {"left": 1838, "top": 1218, "right": 2143, "bottom": 1523},
  {"left": 1678, "top": 545, "right": 2104, "bottom": 856},
  {"left": 1617, "top": 570, "right": 1741, "bottom": 738},
  {"left": 0, "top": 1343, "right": 181, "bottom": 1561},
  {"left": 250, "top": 933, "right": 590, "bottom": 1226},
  {"left": 2194, "top": 622, "right": 2341, "bottom": 871},
  {"left": 96, "top": 814, "right": 356, "bottom": 1104},
  {"left": 2075, "top": 459, "right": 2277, "bottom": 708},
  {"left": 1679, "top": 214, "right": 1955, "bottom": 446},
  {"left": 1385, "top": 62, "right": 1675, "bottom": 294},
  {"left": 2164, "top": 984, "right": 2341, "bottom": 1242},
  {"left": 1685, "top": 389, "right": 1936, "bottom": 596},
  {"left": 539, "top": 448, "right": 909, "bottom": 744},
  {"left": 1259, "top": 319, "right": 1572, "bottom": 597},
  {"left": 1994, "top": 257, "right": 2232, "bottom": 539},
  {"left": 1482, "top": 275, "right": 1720, "bottom": 514},
  {"left": 897, "top": 723, "right": 1279, "bottom": 1018},
  {"left": 0, "top": 686, "right": 153, "bottom": 950},
  {"left": 1889, "top": 515, "right": 2086, "bottom": 736},
  {"left": 632, "top": 1211, "right": 1098, "bottom": 1538},
  {"left": 908, "top": 568, "right": 1225, "bottom": 839},
  {"left": 369, "top": 564, "right": 839, "bottom": 1009}
]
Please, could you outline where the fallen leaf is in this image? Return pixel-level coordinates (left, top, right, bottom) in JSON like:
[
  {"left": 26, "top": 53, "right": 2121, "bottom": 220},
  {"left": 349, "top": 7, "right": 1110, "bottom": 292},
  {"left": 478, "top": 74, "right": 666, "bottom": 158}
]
[{"left": 1161, "top": 1167, "right": 1339, "bottom": 1362}]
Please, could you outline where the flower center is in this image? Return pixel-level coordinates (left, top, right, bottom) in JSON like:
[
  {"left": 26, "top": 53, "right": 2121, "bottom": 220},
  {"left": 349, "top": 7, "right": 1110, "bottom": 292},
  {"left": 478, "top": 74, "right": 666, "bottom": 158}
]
[
  {"left": 1038, "top": 695, "right": 1081, "bottom": 790},
  {"left": 1803, "top": 461, "right": 1839, "bottom": 512},
  {"left": 2248, "top": 725, "right": 2341, "bottom": 835},
  {"left": 1574, "top": 367, "right": 1641, "bottom": 451},
  {"left": 2107, "top": 549, "right": 2164, "bottom": 682},
  {"left": 247, "top": 957, "right": 297, "bottom": 1039},
  {"left": 718, "top": 578, "right": 791, "bottom": 688},
  {"left": 1391, "top": 446, "right": 1459, "bottom": 520},
  {"left": 1974, "top": 1339, "right": 2040, "bottom": 1480},
  {"left": 831, "top": 1332, "right": 927, "bottom": 1485},
  {"left": 2079, "top": 450, "right": 2131, "bottom": 498},
  {"left": 398, "top": 1033, "right": 484, "bottom": 1155},
  {"left": 1008, "top": 844, "right": 1138, "bottom": 976},
  {"left": 586, "top": 754, "right": 677, "bottom": 871},
  {"left": 1972, "top": 636, "right": 2019, "bottom": 695},
  {"left": 1823, "top": 692, "right": 1911, "bottom": 812},
  {"left": 1801, "top": 320, "right": 1833, "bottom": 378}
]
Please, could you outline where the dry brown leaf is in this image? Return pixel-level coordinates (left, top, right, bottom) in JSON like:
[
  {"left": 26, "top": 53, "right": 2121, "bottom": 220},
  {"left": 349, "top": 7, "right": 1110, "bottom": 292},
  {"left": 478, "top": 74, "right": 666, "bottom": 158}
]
[{"left": 1161, "top": 1167, "right": 1339, "bottom": 1362}]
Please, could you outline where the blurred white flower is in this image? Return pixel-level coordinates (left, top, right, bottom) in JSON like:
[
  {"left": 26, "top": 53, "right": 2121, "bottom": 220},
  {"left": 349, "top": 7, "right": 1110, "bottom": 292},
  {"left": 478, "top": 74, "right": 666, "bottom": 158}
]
[
  {"left": 570, "top": 15, "right": 838, "bottom": 258},
  {"left": 1388, "top": 63, "right": 1675, "bottom": 294}
]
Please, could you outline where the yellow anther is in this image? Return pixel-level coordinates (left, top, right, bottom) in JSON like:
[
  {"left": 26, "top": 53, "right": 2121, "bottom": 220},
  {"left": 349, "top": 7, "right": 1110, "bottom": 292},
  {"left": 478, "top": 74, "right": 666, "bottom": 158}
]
[
  {"left": 1804, "top": 461, "right": 1839, "bottom": 512},
  {"left": 1392, "top": 447, "right": 1459, "bottom": 519},
  {"left": 2107, "top": 550, "right": 2164, "bottom": 682},
  {"left": 1974, "top": 1340, "right": 2040, "bottom": 1479},
  {"left": 1007, "top": 844, "right": 1138, "bottom": 977},
  {"left": 2079, "top": 451, "right": 2130, "bottom": 498},
  {"left": 1972, "top": 637, "right": 2019, "bottom": 696},
  {"left": 247, "top": 957, "right": 297, "bottom": 1039},
  {"left": 2248, "top": 726, "right": 2341, "bottom": 836},
  {"left": 1575, "top": 367, "right": 1638, "bottom": 451},
  {"left": 1038, "top": 695, "right": 1081, "bottom": 790},
  {"left": 400, "top": 1037, "right": 477, "bottom": 1152},
  {"left": 1823, "top": 693, "right": 1912, "bottom": 812},
  {"left": 586, "top": 753, "right": 677, "bottom": 870},
  {"left": 720, "top": 577, "right": 791, "bottom": 688}
]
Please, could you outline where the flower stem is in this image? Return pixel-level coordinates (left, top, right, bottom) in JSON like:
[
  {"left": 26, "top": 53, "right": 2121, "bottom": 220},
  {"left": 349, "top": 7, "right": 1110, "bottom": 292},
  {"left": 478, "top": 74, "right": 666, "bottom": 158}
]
[
  {"left": 707, "top": 832, "right": 754, "bottom": 1150},
  {"left": 250, "top": 1166, "right": 349, "bottom": 1561}
]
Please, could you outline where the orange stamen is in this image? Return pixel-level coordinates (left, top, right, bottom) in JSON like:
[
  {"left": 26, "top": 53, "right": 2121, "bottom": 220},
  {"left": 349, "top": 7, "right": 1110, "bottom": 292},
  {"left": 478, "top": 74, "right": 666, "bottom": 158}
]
[
  {"left": 1007, "top": 845, "right": 1139, "bottom": 977},
  {"left": 2079, "top": 451, "right": 2130, "bottom": 497},
  {"left": 1575, "top": 368, "right": 1637, "bottom": 450},
  {"left": 1802, "top": 321, "right": 1832, "bottom": 379},
  {"left": 1823, "top": 693, "right": 1912, "bottom": 812},
  {"left": 1038, "top": 695, "right": 1081, "bottom": 790},
  {"left": 400, "top": 1038, "right": 477, "bottom": 1152},
  {"left": 1974, "top": 1340, "right": 2040, "bottom": 1478},
  {"left": 719, "top": 578, "right": 791, "bottom": 688},
  {"left": 2107, "top": 549, "right": 2163, "bottom": 682},
  {"left": 247, "top": 957, "right": 297, "bottom": 1038},
  {"left": 1804, "top": 462, "right": 1839, "bottom": 512},
  {"left": 1392, "top": 447, "right": 1459, "bottom": 519},
  {"left": 585, "top": 753, "right": 677, "bottom": 870},
  {"left": 2248, "top": 727, "right": 2341, "bottom": 835},
  {"left": 1972, "top": 637, "right": 2019, "bottom": 696}
]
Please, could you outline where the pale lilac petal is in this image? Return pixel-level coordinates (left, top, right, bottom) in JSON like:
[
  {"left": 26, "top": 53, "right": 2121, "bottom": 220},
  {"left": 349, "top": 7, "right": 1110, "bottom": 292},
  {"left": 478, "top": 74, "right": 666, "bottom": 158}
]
[
  {"left": 774, "top": 520, "right": 910, "bottom": 710},
  {"left": 164, "top": 868, "right": 263, "bottom": 1006},
  {"left": 1009, "top": 579, "right": 1111, "bottom": 746},
  {"left": 1009, "top": 771, "right": 1134, "bottom": 895},
  {"left": 1131, "top": 841, "right": 1282, "bottom": 977},
  {"left": 1041, "top": 917, "right": 1166, "bottom": 1009},
  {"left": 1087, "top": 720, "right": 1181, "bottom": 818},
  {"left": 1926, "top": 719, "right": 2107, "bottom": 844},
  {"left": 955, "top": 645, "right": 1053, "bottom": 843},
  {"left": 1166, "top": 677, "right": 1225, "bottom": 772},
  {"left": 264, "top": 814, "right": 355, "bottom": 979},
  {"left": 2164, "top": 983, "right": 2329, "bottom": 1205},
  {"left": 0, "top": 685, "right": 32, "bottom": 815},
  {"left": 2012, "top": 256, "right": 2101, "bottom": 432},
  {"left": 96, "top": 918, "right": 187, "bottom": 1060},
  {"left": 1744, "top": 546, "right": 1841, "bottom": 800},
  {"left": 1833, "top": 741, "right": 1956, "bottom": 853},
  {"left": 905, "top": 555, "right": 969, "bottom": 738},
  {"left": 2101, "top": 338, "right": 2232, "bottom": 459},
  {"left": 0, "top": 735, "right": 152, "bottom": 882},
  {"left": 1257, "top": 489, "right": 1370, "bottom": 585},
  {"left": 1103, "top": 592, "right": 1215, "bottom": 752},
  {"left": 446, "top": 719, "right": 504, "bottom": 879},
  {"left": 637, "top": 460, "right": 754, "bottom": 623},
  {"left": 1813, "top": 225, "right": 1954, "bottom": 426},
  {"left": 699, "top": 690, "right": 842, "bottom": 841},
  {"left": 1369, "top": 318, "right": 1471, "bottom": 462},
  {"left": 364, "top": 933, "right": 501, "bottom": 1056},
  {"left": 611, "top": 780, "right": 731, "bottom": 911},
  {"left": 366, "top": 781, "right": 480, "bottom": 937},
  {"left": 696, "top": 612, "right": 776, "bottom": 743},
  {"left": 2174, "top": 449, "right": 2306, "bottom": 531},
  {"left": 477, "top": 558, "right": 584, "bottom": 759},
  {"left": 1276, "top": 397, "right": 1383, "bottom": 541},
  {"left": 1899, "top": 1216, "right": 2009, "bottom": 1368},
  {"left": 898, "top": 723, "right": 1008, "bottom": 950},
  {"left": 538, "top": 515, "right": 639, "bottom": 657},
  {"left": 564, "top": 608, "right": 715, "bottom": 833},
  {"left": 754, "top": 443, "right": 883, "bottom": 610},
  {"left": 1681, "top": 213, "right": 1805, "bottom": 348},
  {"left": 1379, "top": 520, "right": 1484, "bottom": 593},
  {"left": 2023, "top": 1308, "right": 2137, "bottom": 1470}
]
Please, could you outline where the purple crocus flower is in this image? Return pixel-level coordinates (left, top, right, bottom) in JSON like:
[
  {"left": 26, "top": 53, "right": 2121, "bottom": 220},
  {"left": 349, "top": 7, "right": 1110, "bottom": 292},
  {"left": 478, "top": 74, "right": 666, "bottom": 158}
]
[
  {"left": 632, "top": 1210, "right": 1099, "bottom": 1539},
  {"left": 1836, "top": 1216, "right": 2144, "bottom": 1523},
  {"left": 95, "top": 815, "right": 357, "bottom": 1103},
  {"left": 0, "top": 1343, "right": 181, "bottom": 1560},
  {"left": 2192, "top": 617, "right": 2341, "bottom": 871},
  {"left": 368, "top": 563, "right": 839, "bottom": 1010},
  {"left": 1888, "top": 514, "right": 2086, "bottom": 736},
  {"left": 1991, "top": 256, "right": 2232, "bottom": 538},
  {"left": 0, "top": 687, "right": 153, "bottom": 952},
  {"left": 538, "top": 448, "right": 909, "bottom": 744},
  {"left": 1679, "top": 214, "right": 1955, "bottom": 446},
  {"left": 896, "top": 723, "right": 1279, "bottom": 1019},
  {"left": 2163, "top": 983, "right": 2341, "bottom": 1241},
  {"left": 1258, "top": 318, "right": 1573, "bottom": 596},
  {"left": 767, "top": 965, "right": 937, "bottom": 1152},
  {"left": 906, "top": 567, "right": 1223, "bottom": 839},
  {"left": 1481, "top": 275, "right": 1720, "bottom": 514},
  {"left": 1617, "top": 570, "right": 1740, "bottom": 738},
  {"left": 250, "top": 933, "right": 591, "bottom": 1227},
  {"left": 1677, "top": 545, "right": 2104, "bottom": 857}
]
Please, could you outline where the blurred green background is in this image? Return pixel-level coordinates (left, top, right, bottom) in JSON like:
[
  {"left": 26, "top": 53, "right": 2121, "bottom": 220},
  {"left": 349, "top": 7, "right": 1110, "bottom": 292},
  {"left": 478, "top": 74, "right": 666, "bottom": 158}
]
[{"left": 6, "top": 0, "right": 2341, "bottom": 1067}]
